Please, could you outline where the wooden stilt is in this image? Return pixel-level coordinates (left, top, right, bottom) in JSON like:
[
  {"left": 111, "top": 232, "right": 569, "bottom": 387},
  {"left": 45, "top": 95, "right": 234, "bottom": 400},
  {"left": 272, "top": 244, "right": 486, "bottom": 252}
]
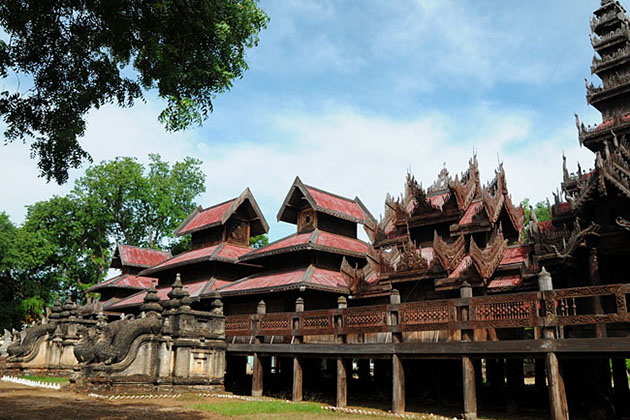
[
  {"left": 462, "top": 356, "right": 477, "bottom": 420},
  {"left": 545, "top": 352, "right": 569, "bottom": 420},
  {"left": 292, "top": 356, "right": 303, "bottom": 402},
  {"left": 392, "top": 354, "right": 405, "bottom": 414},
  {"left": 336, "top": 357, "right": 347, "bottom": 407},
  {"left": 252, "top": 352, "right": 263, "bottom": 397}
]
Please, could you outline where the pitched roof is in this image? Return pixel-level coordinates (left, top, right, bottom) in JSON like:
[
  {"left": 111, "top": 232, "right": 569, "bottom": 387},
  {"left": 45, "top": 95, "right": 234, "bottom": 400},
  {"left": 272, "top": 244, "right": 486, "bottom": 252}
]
[
  {"left": 499, "top": 245, "right": 529, "bottom": 265},
  {"left": 239, "top": 229, "right": 368, "bottom": 261},
  {"left": 140, "top": 243, "right": 252, "bottom": 275},
  {"left": 488, "top": 274, "right": 522, "bottom": 289},
  {"left": 87, "top": 274, "right": 156, "bottom": 292},
  {"left": 457, "top": 200, "right": 485, "bottom": 225},
  {"left": 215, "top": 265, "right": 348, "bottom": 296},
  {"left": 108, "top": 278, "right": 227, "bottom": 310},
  {"left": 276, "top": 177, "right": 374, "bottom": 225},
  {"left": 110, "top": 244, "right": 171, "bottom": 269},
  {"left": 174, "top": 188, "right": 269, "bottom": 237}
]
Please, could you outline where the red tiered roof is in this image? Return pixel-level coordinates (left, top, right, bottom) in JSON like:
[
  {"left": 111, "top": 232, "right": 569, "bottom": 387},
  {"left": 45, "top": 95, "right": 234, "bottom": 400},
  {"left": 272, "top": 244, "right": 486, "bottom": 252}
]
[
  {"left": 305, "top": 186, "right": 368, "bottom": 222},
  {"left": 112, "top": 244, "right": 171, "bottom": 269},
  {"left": 87, "top": 274, "right": 156, "bottom": 292},
  {"left": 500, "top": 245, "right": 529, "bottom": 265},
  {"left": 448, "top": 255, "right": 474, "bottom": 278},
  {"left": 457, "top": 201, "right": 484, "bottom": 225},
  {"left": 277, "top": 177, "right": 374, "bottom": 225},
  {"left": 428, "top": 193, "right": 449, "bottom": 210},
  {"left": 140, "top": 243, "right": 252, "bottom": 275},
  {"left": 488, "top": 274, "right": 522, "bottom": 289},
  {"left": 109, "top": 278, "right": 227, "bottom": 309},
  {"left": 240, "top": 230, "right": 368, "bottom": 261},
  {"left": 216, "top": 266, "right": 348, "bottom": 295},
  {"left": 177, "top": 200, "right": 235, "bottom": 235}
]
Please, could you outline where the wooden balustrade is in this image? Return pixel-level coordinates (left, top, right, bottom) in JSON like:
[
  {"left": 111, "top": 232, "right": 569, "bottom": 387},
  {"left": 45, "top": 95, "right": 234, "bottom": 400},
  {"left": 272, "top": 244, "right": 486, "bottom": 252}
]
[{"left": 224, "top": 284, "right": 630, "bottom": 341}]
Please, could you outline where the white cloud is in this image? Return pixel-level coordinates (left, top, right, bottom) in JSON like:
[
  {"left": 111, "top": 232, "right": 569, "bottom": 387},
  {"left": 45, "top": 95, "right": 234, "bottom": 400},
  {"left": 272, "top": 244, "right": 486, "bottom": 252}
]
[{"left": 1, "top": 97, "right": 594, "bottom": 241}]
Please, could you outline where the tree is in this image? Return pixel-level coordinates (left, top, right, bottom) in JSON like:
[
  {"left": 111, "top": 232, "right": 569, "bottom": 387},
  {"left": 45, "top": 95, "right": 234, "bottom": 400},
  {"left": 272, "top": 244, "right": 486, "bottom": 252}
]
[
  {"left": 0, "top": 155, "right": 206, "bottom": 329},
  {"left": 0, "top": 0, "right": 269, "bottom": 184},
  {"left": 73, "top": 154, "right": 206, "bottom": 249},
  {"left": 521, "top": 198, "right": 551, "bottom": 224},
  {"left": 249, "top": 234, "right": 268, "bottom": 249}
]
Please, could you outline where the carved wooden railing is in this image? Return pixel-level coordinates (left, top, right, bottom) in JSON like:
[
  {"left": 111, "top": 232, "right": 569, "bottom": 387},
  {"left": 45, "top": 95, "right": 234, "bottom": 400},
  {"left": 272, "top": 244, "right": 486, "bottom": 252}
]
[{"left": 224, "top": 284, "right": 630, "bottom": 341}]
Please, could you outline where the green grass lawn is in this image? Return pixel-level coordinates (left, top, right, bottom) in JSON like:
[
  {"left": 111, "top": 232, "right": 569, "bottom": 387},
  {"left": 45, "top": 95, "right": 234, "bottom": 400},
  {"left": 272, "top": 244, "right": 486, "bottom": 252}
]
[
  {"left": 193, "top": 400, "right": 330, "bottom": 417},
  {"left": 20, "top": 375, "right": 69, "bottom": 384}
]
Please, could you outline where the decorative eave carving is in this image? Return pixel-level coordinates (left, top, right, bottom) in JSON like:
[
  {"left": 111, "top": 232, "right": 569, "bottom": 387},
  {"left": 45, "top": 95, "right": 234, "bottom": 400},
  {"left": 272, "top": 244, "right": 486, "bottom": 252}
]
[
  {"left": 469, "top": 224, "right": 508, "bottom": 280},
  {"left": 396, "top": 236, "right": 430, "bottom": 272},
  {"left": 451, "top": 155, "right": 480, "bottom": 211},
  {"left": 433, "top": 231, "right": 466, "bottom": 272}
]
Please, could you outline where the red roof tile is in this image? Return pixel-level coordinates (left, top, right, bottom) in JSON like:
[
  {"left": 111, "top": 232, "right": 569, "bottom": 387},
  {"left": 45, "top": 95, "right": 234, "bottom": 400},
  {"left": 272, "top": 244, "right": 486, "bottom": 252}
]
[
  {"left": 500, "top": 245, "right": 529, "bottom": 265},
  {"left": 488, "top": 274, "right": 522, "bottom": 289},
  {"left": 117, "top": 245, "right": 170, "bottom": 268},
  {"left": 249, "top": 233, "right": 312, "bottom": 255},
  {"left": 218, "top": 266, "right": 348, "bottom": 295},
  {"left": 555, "top": 202, "right": 571, "bottom": 215},
  {"left": 149, "top": 245, "right": 221, "bottom": 271},
  {"left": 315, "top": 231, "right": 368, "bottom": 254},
  {"left": 305, "top": 186, "right": 368, "bottom": 222},
  {"left": 457, "top": 201, "right": 484, "bottom": 225},
  {"left": 88, "top": 274, "right": 155, "bottom": 292},
  {"left": 216, "top": 244, "right": 253, "bottom": 260},
  {"left": 219, "top": 268, "right": 306, "bottom": 293},
  {"left": 448, "top": 255, "right": 473, "bottom": 278},
  {"left": 178, "top": 200, "right": 235, "bottom": 235},
  {"left": 428, "top": 193, "right": 449, "bottom": 210},
  {"left": 109, "top": 278, "right": 214, "bottom": 309}
]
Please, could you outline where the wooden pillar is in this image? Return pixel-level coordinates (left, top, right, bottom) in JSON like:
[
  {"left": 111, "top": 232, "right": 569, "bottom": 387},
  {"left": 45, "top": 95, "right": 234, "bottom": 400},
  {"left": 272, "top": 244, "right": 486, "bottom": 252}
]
[
  {"left": 460, "top": 282, "right": 477, "bottom": 420},
  {"left": 336, "top": 357, "right": 347, "bottom": 407},
  {"left": 252, "top": 300, "right": 266, "bottom": 398},
  {"left": 545, "top": 352, "right": 569, "bottom": 420},
  {"left": 392, "top": 354, "right": 405, "bottom": 414},
  {"left": 539, "top": 268, "right": 569, "bottom": 420},
  {"left": 292, "top": 356, "right": 303, "bottom": 402},
  {"left": 589, "top": 248, "right": 607, "bottom": 338},
  {"left": 252, "top": 353, "right": 263, "bottom": 397}
]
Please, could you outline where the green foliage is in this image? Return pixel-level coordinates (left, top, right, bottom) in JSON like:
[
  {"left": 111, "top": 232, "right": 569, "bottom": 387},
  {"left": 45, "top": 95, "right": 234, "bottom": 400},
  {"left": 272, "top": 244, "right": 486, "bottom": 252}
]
[
  {"left": 522, "top": 198, "right": 551, "bottom": 223},
  {"left": 0, "top": 0, "right": 269, "bottom": 184},
  {"left": 249, "top": 234, "right": 269, "bottom": 249},
  {"left": 0, "top": 154, "right": 205, "bottom": 330},
  {"left": 193, "top": 400, "right": 324, "bottom": 416},
  {"left": 20, "top": 375, "right": 69, "bottom": 384}
]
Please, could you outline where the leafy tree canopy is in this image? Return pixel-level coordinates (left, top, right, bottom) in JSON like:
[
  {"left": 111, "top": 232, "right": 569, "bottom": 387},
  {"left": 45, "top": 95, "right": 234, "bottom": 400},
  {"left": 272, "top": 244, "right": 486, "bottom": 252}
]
[
  {"left": 0, "top": 0, "right": 268, "bottom": 184},
  {"left": 521, "top": 198, "right": 551, "bottom": 224},
  {"left": 249, "top": 234, "right": 268, "bottom": 249},
  {"left": 0, "top": 154, "right": 205, "bottom": 329}
]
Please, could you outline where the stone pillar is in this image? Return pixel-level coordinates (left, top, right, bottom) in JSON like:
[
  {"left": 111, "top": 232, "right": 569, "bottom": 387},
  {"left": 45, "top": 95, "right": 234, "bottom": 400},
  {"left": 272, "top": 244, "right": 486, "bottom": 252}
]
[
  {"left": 539, "top": 267, "right": 569, "bottom": 420},
  {"left": 336, "top": 357, "right": 347, "bottom": 408},
  {"left": 392, "top": 354, "right": 405, "bottom": 414},
  {"left": 460, "top": 282, "right": 477, "bottom": 420}
]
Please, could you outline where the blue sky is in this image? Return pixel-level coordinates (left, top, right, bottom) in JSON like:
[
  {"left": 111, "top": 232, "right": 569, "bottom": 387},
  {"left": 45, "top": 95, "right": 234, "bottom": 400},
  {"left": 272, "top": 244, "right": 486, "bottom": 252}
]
[{"left": 0, "top": 0, "right": 610, "bottom": 241}]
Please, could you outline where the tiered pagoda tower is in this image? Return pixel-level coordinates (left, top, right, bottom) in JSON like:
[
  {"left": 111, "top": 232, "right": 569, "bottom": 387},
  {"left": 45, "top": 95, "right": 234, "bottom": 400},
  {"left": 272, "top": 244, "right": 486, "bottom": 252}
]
[
  {"left": 83, "top": 244, "right": 170, "bottom": 316},
  {"left": 537, "top": 0, "right": 630, "bottom": 290},
  {"left": 345, "top": 157, "right": 529, "bottom": 303},
  {"left": 108, "top": 188, "right": 269, "bottom": 313},
  {"left": 213, "top": 177, "right": 374, "bottom": 314}
]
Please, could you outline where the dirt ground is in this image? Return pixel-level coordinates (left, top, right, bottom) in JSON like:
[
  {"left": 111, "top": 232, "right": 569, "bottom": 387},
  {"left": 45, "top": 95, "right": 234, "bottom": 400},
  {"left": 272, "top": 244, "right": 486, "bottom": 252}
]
[{"left": 0, "top": 382, "right": 226, "bottom": 420}]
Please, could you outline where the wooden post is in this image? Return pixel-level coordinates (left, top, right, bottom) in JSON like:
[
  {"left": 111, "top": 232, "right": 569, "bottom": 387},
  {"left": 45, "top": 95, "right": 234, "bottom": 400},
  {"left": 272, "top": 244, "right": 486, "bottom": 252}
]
[
  {"left": 589, "top": 248, "right": 607, "bottom": 338},
  {"left": 252, "top": 300, "right": 266, "bottom": 398},
  {"left": 252, "top": 352, "right": 263, "bottom": 397},
  {"left": 293, "top": 356, "right": 303, "bottom": 402},
  {"left": 336, "top": 357, "right": 347, "bottom": 407},
  {"left": 539, "top": 268, "right": 569, "bottom": 420},
  {"left": 460, "top": 282, "right": 477, "bottom": 420},
  {"left": 392, "top": 354, "right": 405, "bottom": 414},
  {"left": 545, "top": 352, "right": 569, "bottom": 420}
]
